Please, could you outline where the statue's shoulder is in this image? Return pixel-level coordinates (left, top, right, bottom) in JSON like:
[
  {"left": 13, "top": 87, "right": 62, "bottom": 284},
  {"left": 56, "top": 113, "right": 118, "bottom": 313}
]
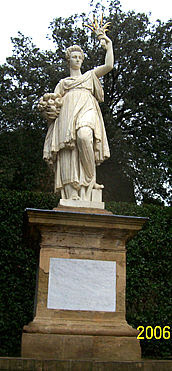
[
  {"left": 84, "top": 70, "right": 93, "bottom": 77},
  {"left": 58, "top": 77, "right": 67, "bottom": 85},
  {"left": 85, "top": 69, "right": 99, "bottom": 80}
]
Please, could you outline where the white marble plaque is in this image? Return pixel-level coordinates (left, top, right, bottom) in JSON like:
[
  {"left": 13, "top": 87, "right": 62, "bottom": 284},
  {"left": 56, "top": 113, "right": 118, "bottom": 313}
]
[{"left": 47, "top": 258, "right": 116, "bottom": 312}]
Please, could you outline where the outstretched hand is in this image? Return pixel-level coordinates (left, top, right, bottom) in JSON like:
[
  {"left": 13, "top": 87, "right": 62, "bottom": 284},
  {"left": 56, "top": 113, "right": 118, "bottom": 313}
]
[{"left": 98, "top": 34, "right": 112, "bottom": 50}]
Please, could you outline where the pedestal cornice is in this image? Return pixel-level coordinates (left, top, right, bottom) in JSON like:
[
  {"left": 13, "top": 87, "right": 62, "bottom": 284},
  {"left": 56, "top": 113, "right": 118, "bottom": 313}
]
[{"left": 25, "top": 208, "right": 148, "bottom": 238}]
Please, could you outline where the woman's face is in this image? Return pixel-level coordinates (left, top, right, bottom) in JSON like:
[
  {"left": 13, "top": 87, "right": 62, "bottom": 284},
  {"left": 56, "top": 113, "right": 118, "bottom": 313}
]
[{"left": 69, "top": 51, "right": 83, "bottom": 70}]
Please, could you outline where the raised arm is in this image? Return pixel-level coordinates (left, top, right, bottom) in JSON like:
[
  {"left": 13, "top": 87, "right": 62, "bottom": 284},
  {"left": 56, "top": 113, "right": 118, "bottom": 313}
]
[{"left": 94, "top": 35, "right": 114, "bottom": 78}]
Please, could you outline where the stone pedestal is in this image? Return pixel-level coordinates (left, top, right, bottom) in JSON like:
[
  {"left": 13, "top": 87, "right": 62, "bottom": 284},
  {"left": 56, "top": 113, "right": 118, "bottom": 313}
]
[{"left": 21, "top": 207, "right": 147, "bottom": 361}]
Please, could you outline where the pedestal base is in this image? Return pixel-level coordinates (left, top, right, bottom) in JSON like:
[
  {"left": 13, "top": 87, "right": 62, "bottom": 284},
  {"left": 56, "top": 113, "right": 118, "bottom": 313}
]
[
  {"left": 59, "top": 198, "right": 104, "bottom": 209},
  {"left": 22, "top": 208, "right": 147, "bottom": 361},
  {"left": 22, "top": 333, "right": 141, "bottom": 361}
]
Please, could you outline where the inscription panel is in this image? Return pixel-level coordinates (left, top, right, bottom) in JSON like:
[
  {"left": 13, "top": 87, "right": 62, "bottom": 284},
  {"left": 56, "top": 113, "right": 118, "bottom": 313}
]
[{"left": 47, "top": 258, "right": 116, "bottom": 312}]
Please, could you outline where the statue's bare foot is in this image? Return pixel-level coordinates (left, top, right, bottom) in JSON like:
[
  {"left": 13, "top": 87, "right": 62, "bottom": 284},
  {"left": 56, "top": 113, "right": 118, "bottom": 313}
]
[
  {"left": 93, "top": 183, "right": 104, "bottom": 189},
  {"left": 71, "top": 193, "right": 81, "bottom": 200}
]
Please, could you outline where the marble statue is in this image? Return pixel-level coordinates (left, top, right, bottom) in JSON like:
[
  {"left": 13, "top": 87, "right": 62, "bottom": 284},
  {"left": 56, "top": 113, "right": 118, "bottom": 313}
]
[{"left": 38, "top": 17, "right": 114, "bottom": 203}]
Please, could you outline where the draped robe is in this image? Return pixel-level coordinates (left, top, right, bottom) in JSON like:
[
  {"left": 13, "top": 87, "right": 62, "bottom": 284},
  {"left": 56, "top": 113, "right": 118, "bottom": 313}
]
[{"left": 43, "top": 69, "right": 110, "bottom": 196}]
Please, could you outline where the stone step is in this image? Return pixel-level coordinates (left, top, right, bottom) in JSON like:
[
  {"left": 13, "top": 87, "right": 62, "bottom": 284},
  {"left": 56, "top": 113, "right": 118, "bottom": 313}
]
[{"left": 0, "top": 358, "right": 171, "bottom": 371}]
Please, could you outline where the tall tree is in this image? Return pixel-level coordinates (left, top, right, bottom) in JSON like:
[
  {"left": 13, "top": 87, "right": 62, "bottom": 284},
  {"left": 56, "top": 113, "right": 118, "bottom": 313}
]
[{"left": 0, "top": 1, "right": 171, "bottom": 203}]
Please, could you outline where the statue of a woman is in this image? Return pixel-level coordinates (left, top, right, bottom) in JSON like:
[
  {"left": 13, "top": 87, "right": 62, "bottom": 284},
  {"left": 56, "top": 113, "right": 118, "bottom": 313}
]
[{"left": 38, "top": 31, "right": 114, "bottom": 202}]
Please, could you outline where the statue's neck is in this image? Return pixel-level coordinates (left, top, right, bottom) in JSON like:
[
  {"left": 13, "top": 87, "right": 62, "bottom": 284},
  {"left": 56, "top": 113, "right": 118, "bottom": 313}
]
[{"left": 70, "top": 68, "right": 82, "bottom": 78}]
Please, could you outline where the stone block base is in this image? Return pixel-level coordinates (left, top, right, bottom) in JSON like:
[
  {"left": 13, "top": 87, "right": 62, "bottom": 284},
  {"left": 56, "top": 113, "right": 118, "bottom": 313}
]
[
  {"left": 1, "top": 358, "right": 172, "bottom": 371},
  {"left": 21, "top": 333, "right": 141, "bottom": 361},
  {"left": 59, "top": 198, "right": 104, "bottom": 209}
]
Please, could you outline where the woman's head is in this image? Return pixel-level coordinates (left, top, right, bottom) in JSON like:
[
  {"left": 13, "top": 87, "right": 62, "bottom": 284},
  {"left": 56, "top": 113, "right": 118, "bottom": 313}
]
[{"left": 65, "top": 45, "right": 85, "bottom": 64}]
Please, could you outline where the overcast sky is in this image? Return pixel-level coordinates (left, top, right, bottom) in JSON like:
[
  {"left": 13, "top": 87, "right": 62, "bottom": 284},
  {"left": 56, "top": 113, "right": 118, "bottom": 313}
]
[{"left": 0, "top": 0, "right": 171, "bottom": 64}]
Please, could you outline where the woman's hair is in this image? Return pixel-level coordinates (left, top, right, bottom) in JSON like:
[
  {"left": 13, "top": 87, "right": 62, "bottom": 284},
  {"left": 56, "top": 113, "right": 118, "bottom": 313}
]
[{"left": 65, "top": 45, "right": 85, "bottom": 62}]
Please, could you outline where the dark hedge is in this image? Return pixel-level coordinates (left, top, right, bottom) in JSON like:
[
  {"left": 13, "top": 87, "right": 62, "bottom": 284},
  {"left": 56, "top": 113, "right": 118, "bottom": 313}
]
[
  {"left": 107, "top": 202, "right": 172, "bottom": 359},
  {"left": 0, "top": 190, "right": 171, "bottom": 359}
]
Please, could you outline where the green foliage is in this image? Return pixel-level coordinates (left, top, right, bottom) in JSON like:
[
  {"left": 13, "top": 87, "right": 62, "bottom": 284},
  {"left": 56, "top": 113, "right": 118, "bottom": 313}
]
[
  {"left": 0, "top": 1, "right": 171, "bottom": 202},
  {"left": 0, "top": 190, "right": 171, "bottom": 358},
  {"left": 0, "top": 128, "right": 54, "bottom": 191},
  {"left": 107, "top": 201, "right": 172, "bottom": 358},
  {"left": 0, "top": 189, "right": 59, "bottom": 356}
]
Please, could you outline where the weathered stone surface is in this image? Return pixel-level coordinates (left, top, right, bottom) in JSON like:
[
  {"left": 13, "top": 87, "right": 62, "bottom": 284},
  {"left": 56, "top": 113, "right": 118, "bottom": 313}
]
[
  {"left": 22, "top": 208, "right": 148, "bottom": 361},
  {"left": 54, "top": 205, "right": 112, "bottom": 214},
  {"left": 22, "top": 334, "right": 141, "bottom": 361},
  {"left": 0, "top": 358, "right": 172, "bottom": 371},
  {"left": 26, "top": 208, "right": 147, "bottom": 232}
]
